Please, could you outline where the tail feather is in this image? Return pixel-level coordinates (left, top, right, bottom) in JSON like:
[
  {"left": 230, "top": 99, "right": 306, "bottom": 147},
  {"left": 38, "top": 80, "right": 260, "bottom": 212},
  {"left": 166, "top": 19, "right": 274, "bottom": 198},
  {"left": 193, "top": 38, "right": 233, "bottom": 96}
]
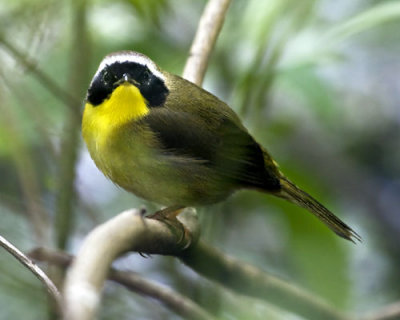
[{"left": 277, "top": 177, "right": 361, "bottom": 243}]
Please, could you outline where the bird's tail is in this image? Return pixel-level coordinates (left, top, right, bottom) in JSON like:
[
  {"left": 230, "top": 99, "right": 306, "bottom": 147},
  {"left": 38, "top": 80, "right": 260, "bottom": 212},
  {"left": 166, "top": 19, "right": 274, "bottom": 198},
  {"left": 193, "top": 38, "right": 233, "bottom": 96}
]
[{"left": 277, "top": 177, "right": 361, "bottom": 243}]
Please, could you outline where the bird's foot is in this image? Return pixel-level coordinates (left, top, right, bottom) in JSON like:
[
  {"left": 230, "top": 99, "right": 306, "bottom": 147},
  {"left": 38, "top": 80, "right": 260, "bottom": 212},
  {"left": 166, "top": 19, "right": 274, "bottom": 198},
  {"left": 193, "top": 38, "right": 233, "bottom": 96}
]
[
  {"left": 146, "top": 205, "right": 185, "bottom": 220},
  {"left": 146, "top": 205, "right": 188, "bottom": 246}
]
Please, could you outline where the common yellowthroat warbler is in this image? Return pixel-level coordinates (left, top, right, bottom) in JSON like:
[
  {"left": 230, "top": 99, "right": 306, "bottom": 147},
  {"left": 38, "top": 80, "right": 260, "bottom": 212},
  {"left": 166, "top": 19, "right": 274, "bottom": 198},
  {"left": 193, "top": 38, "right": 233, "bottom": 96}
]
[{"left": 82, "top": 51, "right": 360, "bottom": 242}]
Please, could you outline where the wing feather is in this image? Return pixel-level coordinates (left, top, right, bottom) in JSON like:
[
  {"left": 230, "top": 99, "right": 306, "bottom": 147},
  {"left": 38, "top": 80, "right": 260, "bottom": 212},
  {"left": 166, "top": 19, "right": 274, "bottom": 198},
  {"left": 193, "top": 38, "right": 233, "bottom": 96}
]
[{"left": 140, "top": 108, "right": 280, "bottom": 190}]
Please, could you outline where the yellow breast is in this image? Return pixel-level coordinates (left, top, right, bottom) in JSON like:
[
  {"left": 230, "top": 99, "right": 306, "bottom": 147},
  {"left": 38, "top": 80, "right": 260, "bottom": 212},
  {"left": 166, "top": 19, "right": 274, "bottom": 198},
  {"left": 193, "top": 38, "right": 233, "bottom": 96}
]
[{"left": 82, "top": 83, "right": 149, "bottom": 153}]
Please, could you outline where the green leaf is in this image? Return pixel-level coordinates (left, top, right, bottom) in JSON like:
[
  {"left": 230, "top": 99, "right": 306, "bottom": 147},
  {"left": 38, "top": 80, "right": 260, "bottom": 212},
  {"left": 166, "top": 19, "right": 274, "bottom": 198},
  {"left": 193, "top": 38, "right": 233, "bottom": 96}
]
[{"left": 325, "top": 1, "right": 400, "bottom": 44}]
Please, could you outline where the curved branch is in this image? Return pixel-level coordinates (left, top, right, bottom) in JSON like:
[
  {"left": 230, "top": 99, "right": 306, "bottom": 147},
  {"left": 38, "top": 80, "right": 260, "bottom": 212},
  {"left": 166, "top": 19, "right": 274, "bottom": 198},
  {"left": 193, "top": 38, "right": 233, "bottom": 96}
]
[
  {"left": 182, "top": 0, "right": 232, "bottom": 85},
  {"left": 62, "top": 208, "right": 200, "bottom": 320},
  {"left": 61, "top": 207, "right": 350, "bottom": 320},
  {"left": 0, "top": 235, "right": 62, "bottom": 315},
  {"left": 29, "top": 247, "right": 214, "bottom": 320}
]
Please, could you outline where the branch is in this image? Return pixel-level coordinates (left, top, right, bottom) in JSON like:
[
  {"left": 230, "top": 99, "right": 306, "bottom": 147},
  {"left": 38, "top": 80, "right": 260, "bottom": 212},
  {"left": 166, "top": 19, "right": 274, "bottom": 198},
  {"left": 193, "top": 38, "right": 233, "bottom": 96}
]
[
  {"left": 29, "top": 247, "right": 214, "bottom": 320},
  {"left": 61, "top": 207, "right": 350, "bottom": 320},
  {"left": 0, "top": 33, "right": 80, "bottom": 109},
  {"left": 182, "top": 0, "right": 232, "bottom": 85},
  {"left": 179, "top": 241, "right": 352, "bottom": 320},
  {"left": 62, "top": 208, "right": 200, "bottom": 320},
  {"left": 0, "top": 235, "right": 62, "bottom": 314},
  {"left": 361, "top": 301, "right": 400, "bottom": 320}
]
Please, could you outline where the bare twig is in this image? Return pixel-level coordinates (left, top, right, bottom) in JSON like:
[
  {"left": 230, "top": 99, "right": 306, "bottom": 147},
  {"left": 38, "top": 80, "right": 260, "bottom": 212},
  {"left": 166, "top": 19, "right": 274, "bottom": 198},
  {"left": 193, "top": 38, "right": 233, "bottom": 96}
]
[
  {"left": 182, "top": 0, "right": 232, "bottom": 85},
  {"left": 62, "top": 208, "right": 200, "bottom": 320},
  {"left": 179, "top": 241, "right": 352, "bottom": 320},
  {"left": 29, "top": 247, "right": 214, "bottom": 320},
  {"left": 0, "top": 235, "right": 62, "bottom": 314},
  {"left": 361, "top": 301, "right": 400, "bottom": 320},
  {"left": 0, "top": 33, "right": 80, "bottom": 109}
]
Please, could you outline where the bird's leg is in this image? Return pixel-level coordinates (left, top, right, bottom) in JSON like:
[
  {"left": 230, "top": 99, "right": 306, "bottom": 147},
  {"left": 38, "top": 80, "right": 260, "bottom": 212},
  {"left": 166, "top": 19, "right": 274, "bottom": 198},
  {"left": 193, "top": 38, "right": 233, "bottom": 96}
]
[
  {"left": 146, "top": 205, "right": 185, "bottom": 220},
  {"left": 146, "top": 205, "right": 188, "bottom": 245}
]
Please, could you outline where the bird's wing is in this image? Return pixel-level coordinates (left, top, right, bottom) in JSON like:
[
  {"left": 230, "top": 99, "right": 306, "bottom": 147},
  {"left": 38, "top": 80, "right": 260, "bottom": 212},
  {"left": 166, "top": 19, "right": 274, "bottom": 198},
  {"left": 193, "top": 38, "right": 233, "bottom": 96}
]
[
  {"left": 143, "top": 108, "right": 218, "bottom": 162},
  {"left": 140, "top": 108, "right": 280, "bottom": 189}
]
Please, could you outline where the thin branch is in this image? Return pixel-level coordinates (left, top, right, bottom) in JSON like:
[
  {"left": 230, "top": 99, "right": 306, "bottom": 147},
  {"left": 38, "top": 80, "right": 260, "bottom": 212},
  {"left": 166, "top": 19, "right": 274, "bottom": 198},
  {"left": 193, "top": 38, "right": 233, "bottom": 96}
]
[
  {"left": 62, "top": 208, "right": 200, "bottom": 320},
  {"left": 179, "top": 241, "right": 352, "bottom": 320},
  {"left": 182, "top": 0, "right": 232, "bottom": 85},
  {"left": 361, "top": 301, "right": 400, "bottom": 320},
  {"left": 0, "top": 235, "right": 62, "bottom": 314},
  {"left": 0, "top": 33, "right": 80, "bottom": 109},
  {"left": 29, "top": 247, "right": 214, "bottom": 320}
]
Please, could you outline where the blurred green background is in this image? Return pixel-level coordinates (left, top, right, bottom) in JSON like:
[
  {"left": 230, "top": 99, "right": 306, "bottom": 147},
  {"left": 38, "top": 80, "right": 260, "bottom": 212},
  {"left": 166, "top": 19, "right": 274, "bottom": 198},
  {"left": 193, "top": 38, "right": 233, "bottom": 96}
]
[{"left": 1, "top": 0, "right": 400, "bottom": 319}]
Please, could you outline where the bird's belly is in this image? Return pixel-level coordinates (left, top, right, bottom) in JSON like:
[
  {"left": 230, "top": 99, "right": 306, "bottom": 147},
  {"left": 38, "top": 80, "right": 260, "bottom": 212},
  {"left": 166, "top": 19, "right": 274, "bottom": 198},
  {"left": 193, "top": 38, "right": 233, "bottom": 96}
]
[
  {"left": 107, "top": 152, "right": 234, "bottom": 206},
  {"left": 86, "top": 128, "right": 234, "bottom": 206}
]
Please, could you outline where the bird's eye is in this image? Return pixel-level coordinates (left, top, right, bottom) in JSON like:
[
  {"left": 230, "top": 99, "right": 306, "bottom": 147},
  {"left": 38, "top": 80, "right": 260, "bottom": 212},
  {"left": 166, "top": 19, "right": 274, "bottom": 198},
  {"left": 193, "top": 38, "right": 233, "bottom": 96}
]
[
  {"left": 103, "top": 69, "right": 116, "bottom": 84},
  {"left": 141, "top": 69, "right": 150, "bottom": 83}
]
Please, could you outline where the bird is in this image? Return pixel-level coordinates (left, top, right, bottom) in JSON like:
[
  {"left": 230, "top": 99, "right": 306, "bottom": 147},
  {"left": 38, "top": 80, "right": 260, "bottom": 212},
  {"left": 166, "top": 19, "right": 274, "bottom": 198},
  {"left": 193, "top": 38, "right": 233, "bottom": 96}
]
[{"left": 82, "top": 50, "right": 360, "bottom": 243}]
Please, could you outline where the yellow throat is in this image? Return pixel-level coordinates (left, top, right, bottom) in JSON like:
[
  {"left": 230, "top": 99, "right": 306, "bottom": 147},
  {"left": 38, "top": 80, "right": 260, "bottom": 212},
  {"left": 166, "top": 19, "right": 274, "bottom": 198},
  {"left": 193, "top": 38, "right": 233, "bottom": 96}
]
[{"left": 82, "top": 83, "right": 149, "bottom": 148}]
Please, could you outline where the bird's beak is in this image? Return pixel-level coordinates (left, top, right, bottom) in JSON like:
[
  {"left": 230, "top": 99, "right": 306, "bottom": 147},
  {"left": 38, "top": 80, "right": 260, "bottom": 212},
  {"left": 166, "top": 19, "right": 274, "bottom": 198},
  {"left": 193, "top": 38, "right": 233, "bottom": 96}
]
[{"left": 116, "top": 73, "right": 138, "bottom": 86}]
